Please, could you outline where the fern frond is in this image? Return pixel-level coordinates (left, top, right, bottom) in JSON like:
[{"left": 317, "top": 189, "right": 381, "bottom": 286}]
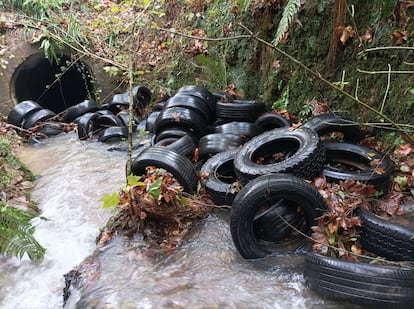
[
  {"left": 0, "top": 203, "right": 45, "bottom": 260},
  {"left": 238, "top": 0, "right": 251, "bottom": 12},
  {"left": 193, "top": 54, "right": 227, "bottom": 88},
  {"left": 272, "top": 0, "right": 302, "bottom": 46}
]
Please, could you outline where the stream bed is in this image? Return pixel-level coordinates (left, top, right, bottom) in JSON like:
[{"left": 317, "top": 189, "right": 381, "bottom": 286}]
[{"left": 0, "top": 132, "right": 359, "bottom": 308}]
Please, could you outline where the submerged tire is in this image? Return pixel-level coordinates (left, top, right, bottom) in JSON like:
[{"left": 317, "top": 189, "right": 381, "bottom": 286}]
[
  {"left": 98, "top": 126, "right": 128, "bottom": 143},
  {"left": 131, "top": 146, "right": 198, "bottom": 194},
  {"left": 200, "top": 148, "right": 241, "bottom": 206},
  {"left": 74, "top": 112, "right": 96, "bottom": 140},
  {"left": 234, "top": 127, "right": 325, "bottom": 183},
  {"left": 304, "top": 251, "right": 414, "bottom": 308},
  {"left": 38, "top": 122, "right": 64, "bottom": 136},
  {"left": 322, "top": 141, "right": 395, "bottom": 193},
  {"left": 22, "top": 108, "right": 56, "bottom": 130},
  {"left": 63, "top": 100, "right": 99, "bottom": 123},
  {"left": 230, "top": 173, "right": 327, "bottom": 259},
  {"left": 7, "top": 100, "right": 42, "bottom": 127},
  {"left": 90, "top": 111, "right": 123, "bottom": 134},
  {"left": 359, "top": 208, "right": 414, "bottom": 262}
]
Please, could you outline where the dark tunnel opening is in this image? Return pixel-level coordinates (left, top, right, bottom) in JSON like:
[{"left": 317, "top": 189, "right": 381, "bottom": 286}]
[{"left": 11, "top": 53, "right": 94, "bottom": 114}]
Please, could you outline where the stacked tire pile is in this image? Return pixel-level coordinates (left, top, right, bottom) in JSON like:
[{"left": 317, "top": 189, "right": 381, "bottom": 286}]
[
  {"left": 6, "top": 85, "right": 152, "bottom": 144},
  {"left": 6, "top": 100, "right": 62, "bottom": 139},
  {"left": 132, "top": 88, "right": 413, "bottom": 308},
  {"left": 66, "top": 85, "right": 151, "bottom": 142},
  {"left": 7, "top": 85, "right": 413, "bottom": 307}
]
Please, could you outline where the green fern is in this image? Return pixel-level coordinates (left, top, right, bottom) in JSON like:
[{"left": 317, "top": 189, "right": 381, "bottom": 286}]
[
  {"left": 238, "top": 0, "right": 251, "bottom": 12},
  {"left": 0, "top": 202, "right": 45, "bottom": 260},
  {"left": 272, "top": 0, "right": 302, "bottom": 46},
  {"left": 193, "top": 54, "right": 227, "bottom": 89}
]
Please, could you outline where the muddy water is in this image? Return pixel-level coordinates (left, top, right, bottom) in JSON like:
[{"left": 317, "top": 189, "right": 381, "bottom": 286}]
[{"left": 0, "top": 133, "right": 355, "bottom": 309}]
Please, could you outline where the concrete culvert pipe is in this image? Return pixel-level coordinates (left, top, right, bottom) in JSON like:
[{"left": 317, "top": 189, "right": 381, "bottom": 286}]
[{"left": 10, "top": 53, "right": 94, "bottom": 114}]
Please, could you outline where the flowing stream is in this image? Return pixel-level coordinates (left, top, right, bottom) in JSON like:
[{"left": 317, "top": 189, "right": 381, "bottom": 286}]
[{"left": 0, "top": 132, "right": 359, "bottom": 308}]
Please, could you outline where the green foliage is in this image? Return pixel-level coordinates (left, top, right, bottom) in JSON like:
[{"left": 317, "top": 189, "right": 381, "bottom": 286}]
[
  {"left": 394, "top": 175, "right": 407, "bottom": 191},
  {"left": 272, "top": 81, "right": 290, "bottom": 110},
  {"left": 32, "top": 34, "right": 60, "bottom": 64},
  {"left": 238, "top": 0, "right": 251, "bottom": 12},
  {"left": 272, "top": 0, "right": 301, "bottom": 46},
  {"left": 100, "top": 192, "right": 120, "bottom": 209},
  {"left": 2, "top": 0, "right": 69, "bottom": 19},
  {"left": 0, "top": 201, "right": 45, "bottom": 260},
  {"left": 405, "top": 87, "right": 414, "bottom": 109},
  {"left": 379, "top": 131, "right": 405, "bottom": 152},
  {"left": 148, "top": 178, "right": 162, "bottom": 199},
  {"left": 0, "top": 136, "right": 34, "bottom": 181},
  {"left": 127, "top": 175, "right": 144, "bottom": 187},
  {"left": 193, "top": 54, "right": 227, "bottom": 89},
  {"left": 0, "top": 136, "right": 20, "bottom": 169}
]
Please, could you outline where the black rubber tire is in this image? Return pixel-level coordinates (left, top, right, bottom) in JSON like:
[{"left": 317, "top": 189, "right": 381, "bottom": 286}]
[
  {"left": 155, "top": 107, "right": 207, "bottom": 138},
  {"left": 111, "top": 92, "right": 129, "bottom": 105},
  {"left": 117, "top": 111, "right": 140, "bottom": 130},
  {"left": 200, "top": 148, "right": 241, "bottom": 206},
  {"left": 90, "top": 111, "right": 123, "bottom": 134},
  {"left": 7, "top": 100, "right": 42, "bottom": 127},
  {"left": 198, "top": 133, "right": 244, "bottom": 158},
  {"left": 74, "top": 112, "right": 96, "bottom": 140},
  {"left": 165, "top": 135, "right": 196, "bottom": 158},
  {"left": 131, "top": 146, "right": 198, "bottom": 194},
  {"left": 302, "top": 112, "right": 365, "bottom": 142},
  {"left": 212, "top": 91, "right": 234, "bottom": 102},
  {"left": 22, "top": 108, "right": 56, "bottom": 130},
  {"left": 214, "top": 121, "right": 264, "bottom": 139},
  {"left": 177, "top": 85, "right": 216, "bottom": 115},
  {"left": 155, "top": 135, "right": 196, "bottom": 158},
  {"left": 154, "top": 137, "right": 179, "bottom": 147},
  {"left": 98, "top": 126, "right": 128, "bottom": 143},
  {"left": 322, "top": 141, "right": 395, "bottom": 193},
  {"left": 105, "top": 93, "right": 129, "bottom": 115},
  {"left": 145, "top": 111, "right": 161, "bottom": 133},
  {"left": 63, "top": 100, "right": 100, "bottom": 123},
  {"left": 230, "top": 173, "right": 327, "bottom": 259},
  {"left": 152, "top": 101, "right": 166, "bottom": 111},
  {"left": 164, "top": 94, "right": 214, "bottom": 123},
  {"left": 234, "top": 127, "right": 325, "bottom": 183},
  {"left": 255, "top": 113, "right": 291, "bottom": 131},
  {"left": 154, "top": 126, "right": 199, "bottom": 144},
  {"left": 133, "top": 85, "right": 152, "bottom": 112},
  {"left": 38, "top": 122, "right": 64, "bottom": 136},
  {"left": 136, "top": 119, "right": 147, "bottom": 132},
  {"left": 216, "top": 100, "right": 266, "bottom": 122},
  {"left": 304, "top": 251, "right": 414, "bottom": 308},
  {"left": 359, "top": 208, "right": 414, "bottom": 261}
]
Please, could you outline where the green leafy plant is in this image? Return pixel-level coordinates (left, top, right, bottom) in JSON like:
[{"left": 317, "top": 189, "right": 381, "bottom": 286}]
[
  {"left": 394, "top": 175, "right": 407, "bottom": 191},
  {"left": 272, "top": 81, "right": 290, "bottom": 110},
  {"left": 0, "top": 201, "right": 46, "bottom": 260},
  {"left": 193, "top": 54, "right": 227, "bottom": 89},
  {"left": 272, "top": 0, "right": 301, "bottom": 46},
  {"left": 404, "top": 87, "right": 414, "bottom": 109}
]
